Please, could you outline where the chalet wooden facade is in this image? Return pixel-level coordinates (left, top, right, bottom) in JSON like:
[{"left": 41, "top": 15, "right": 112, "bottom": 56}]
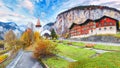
[{"left": 69, "top": 16, "right": 119, "bottom": 38}]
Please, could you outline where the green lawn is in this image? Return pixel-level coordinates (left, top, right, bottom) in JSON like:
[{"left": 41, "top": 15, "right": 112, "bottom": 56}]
[
  {"left": 43, "top": 40, "right": 120, "bottom": 68},
  {"left": 69, "top": 52, "right": 120, "bottom": 68},
  {"left": 71, "top": 42, "right": 85, "bottom": 46},
  {"left": 57, "top": 43, "right": 96, "bottom": 60},
  {"left": 94, "top": 44, "right": 120, "bottom": 51},
  {"left": 43, "top": 56, "right": 69, "bottom": 68},
  {"left": 62, "top": 40, "right": 69, "bottom": 44},
  {"left": 53, "top": 40, "right": 60, "bottom": 43}
]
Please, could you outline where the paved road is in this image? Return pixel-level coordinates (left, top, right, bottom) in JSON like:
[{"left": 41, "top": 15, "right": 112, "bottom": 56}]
[
  {"left": 63, "top": 39, "right": 120, "bottom": 46},
  {"left": 7, "top": 51, "right": 43, "bottom": 68},
  {"left": 15, "top": 52, "right": 43, "bottom": 68}
]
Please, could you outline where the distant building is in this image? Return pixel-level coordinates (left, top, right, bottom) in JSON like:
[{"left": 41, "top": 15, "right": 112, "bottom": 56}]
[
  {"left": 0, "top": 44, "right": 4, "bottom": 50},
  {"left": 35, "top": 18, "right": 42, "bottom": 33},
  {"left": 69, "top": 16, "right": 119, "bottom": 38},
  {"left": 41, "top": 30, "right": 51, "bottom": 39}
]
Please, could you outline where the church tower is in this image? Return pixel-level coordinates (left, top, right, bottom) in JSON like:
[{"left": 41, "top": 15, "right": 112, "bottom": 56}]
[{"left": 35, "top": 18, "right": 42, "bottom": 33}]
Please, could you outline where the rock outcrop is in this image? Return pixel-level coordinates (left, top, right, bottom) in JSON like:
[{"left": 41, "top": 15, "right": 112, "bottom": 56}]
[{"left": 54, "top": 5, "right": 120, "bottom": 37}]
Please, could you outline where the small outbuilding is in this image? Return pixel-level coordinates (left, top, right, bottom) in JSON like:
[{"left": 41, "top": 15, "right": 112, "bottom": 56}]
[
  {"left": 41, "top": 30, "right": 51, "bottom": 39},
  {"left": 0, "top": 44, "right": 4, "bottom": 50}
]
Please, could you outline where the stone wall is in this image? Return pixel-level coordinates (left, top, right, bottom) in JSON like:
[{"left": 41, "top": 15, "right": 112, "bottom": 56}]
[{"left": 80, "top": 35, "right": 120, "bottom": 43}]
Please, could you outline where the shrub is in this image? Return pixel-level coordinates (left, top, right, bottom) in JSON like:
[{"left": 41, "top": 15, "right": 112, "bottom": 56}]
[
  {"left": 0, "top": 54, "right": 8, "bottom": 63},
  {"left": 0, "top": 48, "right": 11, "bottom": 55},
  {"left": 33, "top": 40, "right": 58, "bottom": 59},
  {"left": 58, "top": 41, "right": 63, "bottom": 43},
  {"left": 85, "top": 44, "right": 95, "bottom": 48},
  {"left": 67, "top": 42, "right": 72, "bottom": 45}
]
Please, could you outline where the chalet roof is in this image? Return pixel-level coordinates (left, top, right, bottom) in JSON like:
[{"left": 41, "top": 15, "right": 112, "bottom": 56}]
[
  {"left": 69, "top": 16, "right": 119, "bottom": 29},
  {"left": 95, "top": 16, "right": 118, "bottom": 22},
  {"left": 36, "top": 18, "right": 41, "bottom": 27},
  {"left": 69, "top": 19, "right": 93, "bottom": 29},
  {"left": 41, "top": 30, "right": 51, "bottom": 36}
]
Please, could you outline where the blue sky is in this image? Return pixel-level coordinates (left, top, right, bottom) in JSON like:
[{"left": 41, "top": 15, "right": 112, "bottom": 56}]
[{"left": 0, "top": 0, "right": 120, "bottom": 26}]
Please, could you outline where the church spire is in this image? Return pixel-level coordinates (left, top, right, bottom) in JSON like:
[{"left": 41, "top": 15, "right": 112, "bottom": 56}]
[{"left": 36, "top": 18, "right": 41, "bottom": 27}]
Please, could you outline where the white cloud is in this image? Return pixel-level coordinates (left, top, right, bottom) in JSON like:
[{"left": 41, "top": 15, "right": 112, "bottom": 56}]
[
  {"left": 19, "top": 0, "right": 34, "bottom": 14},
  {"left": 0, "top": 1, "right": 4, "bottom": 7},
  {"left": 89, "top": 0, "right": 120, "bottom": 5},
  {"left": 89, "top": 0, "right": 120, "bottom": 10},
  {"left": 0, "top": 0, "right": 42, "bottom": 26},
  {"left": 55, "top": 0, "right": 87, "bottom": 15},
  {"left": 0, "top": 11, "right": 25, "bottom": 19},
  {"left": 0, "top": 14, "right": 37, "bottom": 25},
  {"left": 55, "top": 0, "right": 120, "bottom": 15},
  {"left": 45, "top": 0, "right": 50, "bottom": 7},
  {"left": 0, "top": 6, "right": 36, "bottom": 25},
  {"left": 41, "top": 12, "right": 46, "bottom": 18},
  {"left": 51, "top": 6, "right": 55, "bottom": 10}
]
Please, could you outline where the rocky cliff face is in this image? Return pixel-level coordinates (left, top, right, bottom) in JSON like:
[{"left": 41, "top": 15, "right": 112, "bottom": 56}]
[{"left": 54, "top": 5, "right": 120, "bottom": 37}]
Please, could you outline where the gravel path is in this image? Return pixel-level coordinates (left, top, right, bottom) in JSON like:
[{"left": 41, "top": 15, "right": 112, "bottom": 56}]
[{"left": 56, "top": 54, "right": 77, "bottom": 62}]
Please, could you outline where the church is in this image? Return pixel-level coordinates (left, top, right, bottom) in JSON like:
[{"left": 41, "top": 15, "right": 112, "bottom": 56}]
[{"left": 35, "top": 18, "right": 42, "bottom": 33}]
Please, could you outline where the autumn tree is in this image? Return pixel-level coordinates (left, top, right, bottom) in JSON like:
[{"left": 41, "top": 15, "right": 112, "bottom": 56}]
[
  {"left": 21, "top": 28, "right": 34, "bottom": 48},
  {"left": 33, "top": 40, "right": 58, "bottom": 59},
  {"left": 4, "top": 30, "right": 16, "bottom": 46},
  {"left": 34, "top": 31, "right": 41, "bottom": 42}
]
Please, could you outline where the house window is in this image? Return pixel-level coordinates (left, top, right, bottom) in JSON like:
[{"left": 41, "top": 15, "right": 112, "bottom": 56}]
[
  {"left": 90, "top": 26, "right": 93, "bottom": 29},
  {"left": 110, "top": 27, "right": 112, "bottom": 29},
  {"left": 99, "top": 24, "right": 101, "bottom": 27},
  {"left": 91, "top": 30, "right": 93, "bottom": 32},
  {"left": 110, "top": 22, "right": 112, "bottom": 26},
  {"left": 104, "top": 22, "right": 107, "bottom": 26},
  {"left": 104, "top": 27, "right": 107, "bottom": 30},
  {"left": 93, "top": 25, "right": 96, "bottom": 28},
  {"left": 77, "top": 32, "right": 79, "bottom": 35},
  {"left": 99, "top": 28, "right": 101, "bottom": 30}
]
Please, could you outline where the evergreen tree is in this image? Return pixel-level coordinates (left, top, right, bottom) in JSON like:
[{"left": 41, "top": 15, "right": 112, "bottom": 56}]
[{"left": 51, "top": 29, "right": 58, "bottom": 39}]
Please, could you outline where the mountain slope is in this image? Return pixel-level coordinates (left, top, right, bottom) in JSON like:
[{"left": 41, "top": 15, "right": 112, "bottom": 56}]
[
  {"left": 0, "top": 22, "right": 27, "bottom": 39},
  {"left": 43, "top": 22, "right": 54, "bottom": 31},
  {"left": 54, "top": 5, "right": 120, "bottom": 37}
]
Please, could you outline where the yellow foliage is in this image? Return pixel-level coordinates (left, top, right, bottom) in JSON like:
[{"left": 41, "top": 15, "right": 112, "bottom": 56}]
[
  {"left": 0, "top": 54, "right": 8, "bottom": 63},
  {"left": 21, "top": 30, "right": 33, "bottom": 47},
  {"left": 33, "top": 40, "right": 58, "bottom": 58},
  {"left": 34, "top": 31, "right": 41, "bottom": 42}
]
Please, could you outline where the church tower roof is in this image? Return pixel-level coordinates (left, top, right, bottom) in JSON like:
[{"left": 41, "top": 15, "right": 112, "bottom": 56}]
[{"left": 36, "top": 18, "right": 41, "bottom": 27}]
